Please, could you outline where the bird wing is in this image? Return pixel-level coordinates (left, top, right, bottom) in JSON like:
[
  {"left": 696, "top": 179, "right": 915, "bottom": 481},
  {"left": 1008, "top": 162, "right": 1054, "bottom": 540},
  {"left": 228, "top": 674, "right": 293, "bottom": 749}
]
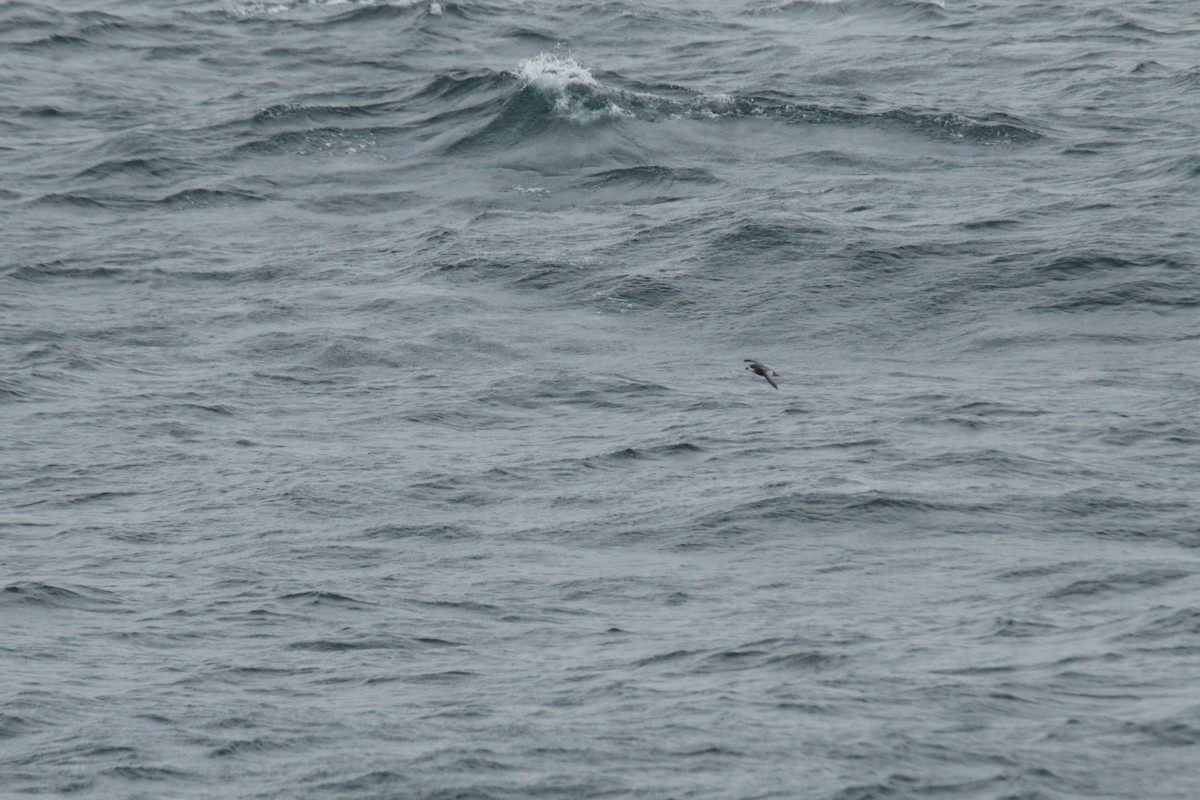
[{"left": 764, "top": 373, "right": 779, "bottom": 389}]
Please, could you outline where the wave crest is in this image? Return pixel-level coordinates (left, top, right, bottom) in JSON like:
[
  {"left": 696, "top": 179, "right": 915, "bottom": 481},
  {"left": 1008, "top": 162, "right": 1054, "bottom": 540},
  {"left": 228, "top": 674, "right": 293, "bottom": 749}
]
[{"left": 514, "top": 53, "right": 630, "bottom": 122}]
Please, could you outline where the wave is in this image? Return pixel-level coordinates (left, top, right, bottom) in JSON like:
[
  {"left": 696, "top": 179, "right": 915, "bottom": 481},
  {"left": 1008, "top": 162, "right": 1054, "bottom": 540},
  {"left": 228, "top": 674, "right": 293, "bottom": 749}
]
[
  {"left": 297, "top": 189, "right": 421, "bottom": 215},
  {"left": 443, "top": 53, "right": 1041, "bottom": 154},
  {"left": 28, "top": 185, "right": 269, "bottom": 211},
  {"left": 478, "top": 372, "right": 673, "bottom": 411},
  {"left": 696, "top": 489, "right": 987, "bottom": 533},
  {"left": 250, "top": 102, "right": 378, "bottom": 126},
  {"left": 576, "top": 441, "right": 704, "bottom": 468},
  {"left": 745, "top": 0, "right": 946, "bottom": 20},
  {"left": 158, "top": 187, "right": 268, "bottom": 207},
  {"left": 580, "top": 165, "right": 718, "bottom": 189},
  {"left": 72, "top": 156, "right": 199, "bottom": 183},
  {"left": 230, "top": 124, "right": 393, "bottom": 156},
  {"left": 1002, "top": 253, "right": 1200, "bottom": 312},
  {"left": 1036, "top": 280, "right": 1200, "bottom": 312},
  {"left": 1, "top": 581, "right": 123, "bottom": 611},
  {"left": 223, "top": 0, "right": 439, "bottom": 23},
  {"left": 8, "top": 260, "right": 127, "bottom": 282}
]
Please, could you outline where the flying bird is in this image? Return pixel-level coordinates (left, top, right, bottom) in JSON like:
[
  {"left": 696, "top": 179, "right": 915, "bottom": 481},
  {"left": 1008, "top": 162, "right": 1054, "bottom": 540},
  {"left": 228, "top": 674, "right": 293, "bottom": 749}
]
[{"left": 744, "top": 359, "right": 779, "bottom": 389}]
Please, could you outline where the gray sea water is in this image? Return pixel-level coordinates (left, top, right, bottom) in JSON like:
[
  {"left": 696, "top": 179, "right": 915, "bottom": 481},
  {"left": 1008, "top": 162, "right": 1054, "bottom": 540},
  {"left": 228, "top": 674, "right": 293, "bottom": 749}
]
[{"left": 3, "top": 1, "right": 1200, "bottom": 797}]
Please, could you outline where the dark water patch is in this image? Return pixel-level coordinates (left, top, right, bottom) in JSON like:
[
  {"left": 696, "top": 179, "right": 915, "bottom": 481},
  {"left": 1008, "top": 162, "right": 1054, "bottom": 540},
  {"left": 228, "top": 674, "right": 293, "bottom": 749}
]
[
  {"left": 237, "top": 330, "right": 406, "bottom": 373},
  {"left": 949, "top": 401, "right": 1046, "bottom": 419},
  {"left": 104, "top": 765, "right": 192, "bottom": 781},
  {"left": 288, "top": 637, "right": 416, "bottom": 653},
  {"left": 13, "top": 33, "right": 90, "bottom": 50},
  {"left": 155, "top": 264, "right": 288, "bottom": 285},
  {"left": 277, "top": 590, "right": 372, "bottom": 606},
  {"left": 698, "top": 647, "right": 770, "bottom": 672},
  {"left": 877, "top": 108, "right": 1042, "bottom": 144},
  {"left": 481, "top": 371, "right": 672, "bottom": 411},
  {"left": 28, "top": 192, "right": 117, "bottom": 211},
  {"left": 509, "top": 261, "right": 584, "bottom": 291},
  {"left": 432, "top": 256, "right": 583, "bottom": 293},
  {"left": 324, "top": 2, "right": 425, "bottom": 26},
  {"left": 7, "top": 260, "right": 127, "bottom": 282},
  {"left": 298, "top": 190, "right": 421, "bottom": 215},
  {"left": 504, "top": 26, "right": 560, "bottom": 46},
  {"left": 1116, "top": 608, "right": 1200, "bottom": 640},
  {"left": 577, "top": 441, "right": 703, "bottom": 469},
  {"left": 632, "top": 648, "right": 703, "bottom": 668},
  {"left": 401, "top": 476, "right": 500, "bottom": 508},
  {"left": 158, "top": 187, "right": 268, "bottom": 208},
  {"left": 578, "top": 272, "right": 689, "bottom": 311},
  {"left": 0, "top": 380, "right": 36, "bottom": 403},
  {"left": 845, "top": 241, "right": 943, "bottom": 273},
  {"left": 986, "top": 617, "right": 1058, "bottom": 638},
  {"left": 232, "top": 128, "right": 337, "bottom": 156},
  {"left": 1101, "top": 421, "right": 1200, "bottom": 447},
  {"left": 73, "top": 156, "right": 198, "bottom": 182},
  {"left": 962, "top": 217, "right": 1022, "bottom": 230},
  {"left": 315, "top": 339, "right": 398, "bottom": 370},
  {"left": 1126, "top": 716, "right": 1200, "bottom": 747},
  {"left": 579, "top": 165, "right": 718, "bottom": 188},
  {"left": 20, "top": 341, "right": 104, "bottom": 371},
  {"left": 1, "top": 581, "right": 123, "bottom": 611},
  {"left": 403, "top": 406, "right": 523, "bottom": 432},
  {"left": 1044, "top": 569, "right": 1192, "bottom": 600},
  {"left": 444, "top": 83, "right": 571, "bottom": 154},
  {"left": 998, "top": 562, "right": 1087, "bottom": 582},
  {"left": 1035, "top": 280, "right": 1199, "bottom": 312},
  {"left": 306, "top": 770, "right": 407, "bottom": 793},
  {"left": 408, "top": 599, "right": 506, "bottom": 617},
  {"left": 179, "top": 402, "right": 234, "bottom": 416},
  {"left": 1062, "top": 142, "right": 1119, "bottom": 156},
  {"left": 66, "top": 490, "right": 141, "bottom": 505},
  {"left": 0, "top": 713, "right": 32, "bottom": 739},
  {"left": 672, "top": 745, "right": 746, "bottom": 759},
  {"left": 1037, "top": 489, "right": 1189, "bottom": 521},
  {"left": 414, "top": 637, "right": 462, "bottom": 648},
  {"left": 763, "top": 651, "right": 848, "bottom": 671},
  {"left": 250, "top": 370, "right": 335, "bottom": 389},
  {"left": 677, "top": 92, "right": 1041, "bottom": 144},
  {"left": 799, "top": 436, "right": 888, "bottom": 450},
  {"left": 407, "top": 670, "right": 479, "bottom": 683},
  {"left": 905, "top": 450, "right": 1062, "bottom": 485},
  {"left": 409, "top": 70, "right": 515, "bottom": 107},
  {"left": 698, "top": 490, "right": 971, "bottom": 530},
  {"left": 410, "top": 746, "right": 514, "bottom": 774},
  {"left": 230, "top": 124, "right": 397, "bottom": 157},
  {"left": 0, "top": 2, "right": 61, "bottom": 28},
  {"left": 1033, "top": 254, "right": 1171, "bottom": 279},
  {"left": 222, "top": 666, "right": 302, "bottom": 678},
  {"left": 708, "top": 217, "right": 826, "bottom": 253},
  {"left": 207, "top": 738, "right": 292, "bottom": 759},
  {"left": 745, "top": 0, "right": 947, "bottom": 22},
  {"left": 251, "top": 102, "right": 377, "bottom": 126},
  {"left": 66, "top": 9, "right": 127, "bottom": 29}
]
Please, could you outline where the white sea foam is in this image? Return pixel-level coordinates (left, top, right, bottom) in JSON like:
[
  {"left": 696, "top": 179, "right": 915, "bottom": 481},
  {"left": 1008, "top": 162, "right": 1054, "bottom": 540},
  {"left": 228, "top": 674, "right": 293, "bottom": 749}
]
[
  {"left": 230, "top": 0, "right": 435, "bottom": 18},
  {"left": 514, "top": 53, "right": 634, "bottom": 122},
  {"left": 516, "top": 53, "right": 600, "bottom": 92},
  {"left": 747, "top": 0, "right": 945, "bottom": 12}
]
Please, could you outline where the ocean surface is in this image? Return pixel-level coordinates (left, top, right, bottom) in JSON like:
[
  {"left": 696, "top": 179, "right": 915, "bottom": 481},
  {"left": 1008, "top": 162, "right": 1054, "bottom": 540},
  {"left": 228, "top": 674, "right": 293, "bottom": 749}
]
[{"left": 3, "top": 0, "right": 1199, "bottom": 797}]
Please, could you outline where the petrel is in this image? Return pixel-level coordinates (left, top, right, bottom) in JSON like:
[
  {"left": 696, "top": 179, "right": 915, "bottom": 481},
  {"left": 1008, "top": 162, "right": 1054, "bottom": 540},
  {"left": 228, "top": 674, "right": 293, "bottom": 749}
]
[{"left": 744, "top": 359, "right": 779, "bottom": 390}]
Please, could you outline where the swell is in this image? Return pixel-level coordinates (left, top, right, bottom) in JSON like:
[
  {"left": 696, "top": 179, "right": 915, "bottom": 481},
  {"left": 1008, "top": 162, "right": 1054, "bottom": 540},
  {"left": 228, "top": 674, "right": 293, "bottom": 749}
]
[{"left": 443, "top": 54, "right": 1042, "bottom": 155}]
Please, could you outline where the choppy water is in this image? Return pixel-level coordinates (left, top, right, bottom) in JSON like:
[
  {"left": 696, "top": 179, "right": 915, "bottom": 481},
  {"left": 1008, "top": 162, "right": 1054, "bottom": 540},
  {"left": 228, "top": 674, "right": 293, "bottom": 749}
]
[{"left": 3, "top": 1, "right": 1200, "bottom": 797}]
